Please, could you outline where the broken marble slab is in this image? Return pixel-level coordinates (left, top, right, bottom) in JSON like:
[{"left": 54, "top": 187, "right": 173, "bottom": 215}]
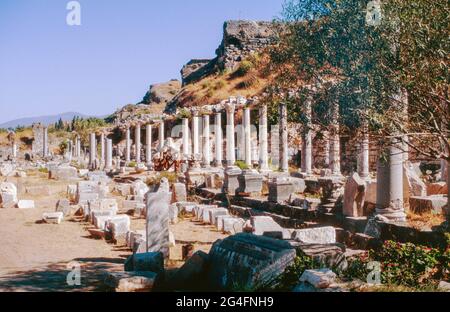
[
  {"left": 42, "top": 212, "right": 64, "bottom": 224},
  {"left": 291, "top": 226, "right": 337, "bottom": 244},
  {"left": 17, "top": 200, "right": 35, "bottom": 209}
]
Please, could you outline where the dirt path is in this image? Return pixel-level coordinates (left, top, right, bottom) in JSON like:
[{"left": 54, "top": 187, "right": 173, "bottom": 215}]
[{"left": 0, "top": 173, "right": 228, "bottom": 292}]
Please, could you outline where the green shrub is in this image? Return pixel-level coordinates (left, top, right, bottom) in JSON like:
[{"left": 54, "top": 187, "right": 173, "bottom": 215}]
[
  {"left": 235, "top": 60, "right": 254, "bottom": 77},
  {"left": 234, "top": 160, "right": 249, "bottom": 170},
  {"left": 38, "top": 167, "right": 49, "bottom": 174},
  {"left": 274, "top": 254, "right": 317, "bottom": 291},
  {"left": 344, "top": 240, "right": 448, "bottom": 288},
  {"left": 128, "top": 161, "right": 137, "bottom": 168}
]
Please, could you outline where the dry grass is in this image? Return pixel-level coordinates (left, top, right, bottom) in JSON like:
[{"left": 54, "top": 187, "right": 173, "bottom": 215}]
[
  {"left": 177, "top": 53, "right": 275, "bottom": 108},
  {"left": 406, "top": 210, "right": 445, "bottom": 230}
]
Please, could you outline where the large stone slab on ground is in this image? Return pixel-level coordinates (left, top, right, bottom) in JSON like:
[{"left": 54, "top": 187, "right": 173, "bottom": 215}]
[
  {"left": 299, "top": 268, "right": 336, "bottom": 289},
  {"left": 104, "top": 271, "right": 157, "bottom": 292},
  {"left": 409, "top": 195, "right": 448, "bottom": 215},
  {"left": 289, "top": 242, "right": 347, "bottom": 271},
  {"left": 0, "top": 182, "right": 18, "bottom": 208},
  {"left": 171, "top": 183, "right": 187, "bottom": 203},
  {"left": 291, "top": 227, "right": 336, "bottom": 244},
  {"left": 208, "top": 233, "right": 296, "bottom": 290},
  {"left": 251, "top": 216, "right": 289, "bottom": 239},
  {"left": 56, "top": 199, "right": 71, "bottom": 216},
  {"left": 146, "top": 190, "right": 171, "bottom": 258},
  {"left": 42, "top": 212, "right": 63, "bottom": 224},
  {"left": 343, "top": 173, "right": 366, "bottom": 217},
  {"left": 49, "top": 166, "right": 78, "bottom": 180},
  {"left": 17, "top": 200, "right": 35, "bottom": 209},
  {"left": 208, "top": 208, "right": 229, "bottom": 225}
]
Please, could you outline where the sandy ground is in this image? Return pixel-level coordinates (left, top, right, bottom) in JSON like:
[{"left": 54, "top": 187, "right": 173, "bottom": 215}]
[{"left": 0, "top": 172, "right": 228, "bottom": 292}]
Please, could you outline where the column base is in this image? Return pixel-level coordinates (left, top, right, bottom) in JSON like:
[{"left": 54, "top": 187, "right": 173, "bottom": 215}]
[{"left": 375, "top": 208, "right": 407, "bottom": 222}]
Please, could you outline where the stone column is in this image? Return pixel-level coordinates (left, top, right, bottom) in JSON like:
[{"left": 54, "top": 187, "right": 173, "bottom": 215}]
[
  {"left": 135, "top": 123, "right": 141, "bottom": 163},
  {"left": 225, "top": 103, "right": 236, "bottom": 166},
  {"left": 159, "top": 121, "right": 165, "bottom": 150},
  {"left": 12, "top": 142, "right": 17, "bottom": 159},
  {"left": 244, "top": 107, "right": 252, "bottom": 167},
  {"left": 105, "top": 138, "right": 113, "bottom": 170},
  {"left": 76, "top": 136, "right": 81, "bottom": 158},
  {"left": 89, "top": 133, "right": 96, "bottom": 169},
  {"left": 214, "top": 112, "right": 223, "bottom": 167},
  {"left": 146, "top": 124, "right": 152, "bottom": 167},
  {"left": 43, "top": 126, "right": 48, "bottom": 157},
  {"left": 202, "top": 114, "right": 211, "bottom": 167},
  {"left": 192, "top": 114, "right": 200, "bottom": 157},
  {"left": 358, "top": 121, "right": 370, "bottom": 179},
  {"left": 125, "top": 127, "right": 131, "bottom": 163},
  {"left": 100, "top": 133, "right": 105, "bottom": 166},
  {"left": 301, "top": 98, "right": 313, "bottom": 175},
  {"left": 279, "top": 103, "right": 289, "bottom": 172},
  {"left": 182, "top": 118, "right": 190, "bottom": 159},
  {"left": 259, "top": 104, "right": 269, "bottom": 171},
  {"left": 375, "top": 136, "right": 406, "bottom": 221},
  {"left": 329, "top": 101, "right": 341, "bottom": 175}
]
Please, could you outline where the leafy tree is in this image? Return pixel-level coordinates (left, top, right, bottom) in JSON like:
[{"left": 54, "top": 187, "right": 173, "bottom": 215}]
[{"left": 273, "top": 0, "right": 449, "bottom": 222}]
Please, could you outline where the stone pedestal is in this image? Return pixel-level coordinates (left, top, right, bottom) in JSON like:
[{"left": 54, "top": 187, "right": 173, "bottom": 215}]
[
  {"left": 237, "top": 169, "right": 263, "bottom": 195},
  {"left": 146, "top": 190, "right": 171, "bottom": 258},
  {"left": 268, "top": 178, "right": 296, "bottom": 203},
  {"left": 223, "top": 166, "right": 242, "bottom": 195}
]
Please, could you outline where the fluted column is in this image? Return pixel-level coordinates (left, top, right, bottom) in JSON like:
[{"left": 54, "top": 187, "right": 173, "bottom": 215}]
[
  {"left": 279, "top": 103, "right": 289, "bottom": 172},
  {"left": 259, "top": 104, "right": 269, "bottom": 171},
  {"left": 89, "top": 133, "right": 96, "bottom": 169},
  {"left": 146, "top": 124, "right": 152, "bottom": 167},
  {"left": 214, "top": 113, "right": 223, "bottom": 167},
  {"left": 182, "top": 118, "right": 190, "bottom": 159},
  {"left": 301, "top": 98, "right": 313, "bottom": 175},
  {"left": 125, "top": 127, "right": 131, "bottom": 163},
  {"left": 159, "top": 121, "right": 165, "bottom": 150},
  {"left": 202, "top": 114, "right": 211, "bottom": 167},
  {"left": 329, "top": 101, "right": 341, "bottom": 175},
  {"left": 244, "top": 107, "right": 252, "bottom": 167},
  {"left": 225, "top": 103, "right": 236, "bottom": 166}
]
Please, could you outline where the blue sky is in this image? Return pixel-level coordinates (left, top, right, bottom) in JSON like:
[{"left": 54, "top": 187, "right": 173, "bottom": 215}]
[{"left": 0, "top": 0, "right": 284, "bottom": 123}]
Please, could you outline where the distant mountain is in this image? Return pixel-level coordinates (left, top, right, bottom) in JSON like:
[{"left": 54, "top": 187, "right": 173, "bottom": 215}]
[{"left": 0, "top": 112, "right": 92, "bottom": 129}]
